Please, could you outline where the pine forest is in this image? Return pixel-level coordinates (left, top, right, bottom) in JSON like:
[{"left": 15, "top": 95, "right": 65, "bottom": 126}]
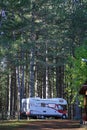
[{"left": 0, "top": 0, "right": 87, "bottom": 120}]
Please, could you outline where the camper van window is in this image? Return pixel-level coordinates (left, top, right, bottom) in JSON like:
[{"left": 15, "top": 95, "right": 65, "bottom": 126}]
[
  {"left": 23, "top": 102, "right": 27, "bottom": 111},
  {"left": 63, "top": 105, "right": 67, "bottom": 110},
  {"left": 58, "top": 105, "right": 63, "bottom": 110},
  {"left": 59, "top": 105, "right": 67, "bottom": 110},
  {"left": 41, "top": 103, "right": 45, "bottom": 107}
]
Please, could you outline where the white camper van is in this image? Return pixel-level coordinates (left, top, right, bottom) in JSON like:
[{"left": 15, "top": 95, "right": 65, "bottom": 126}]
[{"left": 20, "top": 97, "right": 68, "bottom": 119}]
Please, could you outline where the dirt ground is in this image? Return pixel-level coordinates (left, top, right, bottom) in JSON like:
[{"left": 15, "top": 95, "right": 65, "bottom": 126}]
[{"left": 15, "top": 119, "right": 87, "bottom": 130}]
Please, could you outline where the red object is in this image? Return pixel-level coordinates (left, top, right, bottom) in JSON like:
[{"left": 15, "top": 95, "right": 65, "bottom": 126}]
[{"left": 26, "top": 111, "right": 30, "bottom": 115}]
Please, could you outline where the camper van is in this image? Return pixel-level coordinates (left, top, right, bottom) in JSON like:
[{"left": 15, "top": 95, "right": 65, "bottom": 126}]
[{"left": 20, "top": 97, "right": 68, "bottom": 119}]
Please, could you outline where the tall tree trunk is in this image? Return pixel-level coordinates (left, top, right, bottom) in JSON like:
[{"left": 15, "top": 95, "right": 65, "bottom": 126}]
[
  {"left": 46, "top": 42, "right": 49, "bottom": 98},
  {"left": 16, "top": 66, "right": 21, "bottom": 119},
  {"left": 35, "top": 65, "right": 38, "bottom": 97},
  {"left": 29, "top": 48, "right": 35, "bottom": 97},
  {"left": 29, "top": 1, "right": 36, "bottom": 97},
  {"left": 43, "top": 71, "right": 46, "bottom": 98},
  {"left": 56, "top": 57, "right": 64, "bottom": 97},
  {"left": 10, "top": 66, "right": 16, "bottom": 118},
  {"left": 21, "top": 51, "right": 25, "bottom": 99},
  {"left": 25, "top": 52, "right": 29, "bottom": 98},
  {"left": 7, "top": 73, "right": 11, "bottom": 119}
]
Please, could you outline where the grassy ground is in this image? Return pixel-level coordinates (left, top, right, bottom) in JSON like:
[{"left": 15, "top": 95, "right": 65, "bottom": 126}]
[
  {"left": 0, "top": 119, "right": 87, "bottom": 130},
  {"left": 0, "top": 120, "right": 31, "bottom": 130}
]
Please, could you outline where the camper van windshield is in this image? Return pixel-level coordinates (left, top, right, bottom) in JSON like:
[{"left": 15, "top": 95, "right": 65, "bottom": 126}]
[
  {"left": 58, "top": 105, "right": 67, "bottom": 110},
  {"left": 23, "top": 102, "right": 27, "bottom": 111}
]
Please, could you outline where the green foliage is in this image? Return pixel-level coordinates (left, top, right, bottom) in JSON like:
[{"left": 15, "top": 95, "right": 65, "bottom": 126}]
[{"left": 65, "top": 42, "right": 87, "bottom": 105}]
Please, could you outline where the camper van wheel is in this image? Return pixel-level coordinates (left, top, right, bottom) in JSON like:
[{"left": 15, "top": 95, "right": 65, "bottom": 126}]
[
  {"left": 41, "top": 115, "right": 45, "bottom": 119},
  {"left": 62, "top": 114, "right": 66, "bottom": 119},
  {"left": 37, "top": 115, "right": 45, "bottom": 119},
  {"left": 37, "top": 115, "right": 40, "bottom": 119}
]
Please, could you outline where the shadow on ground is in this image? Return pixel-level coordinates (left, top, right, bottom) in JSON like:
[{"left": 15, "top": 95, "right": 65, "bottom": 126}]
[{"left": 15, "top": 119, "right": 81, "bottom": 130}]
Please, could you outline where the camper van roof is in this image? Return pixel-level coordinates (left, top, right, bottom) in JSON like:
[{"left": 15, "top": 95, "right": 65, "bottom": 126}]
[
  {"left": 26, "top": 97, "right": 67, "bottom": 104},
  {"left": 22, "top": 97, "right": 67, "bottom": 105}
]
